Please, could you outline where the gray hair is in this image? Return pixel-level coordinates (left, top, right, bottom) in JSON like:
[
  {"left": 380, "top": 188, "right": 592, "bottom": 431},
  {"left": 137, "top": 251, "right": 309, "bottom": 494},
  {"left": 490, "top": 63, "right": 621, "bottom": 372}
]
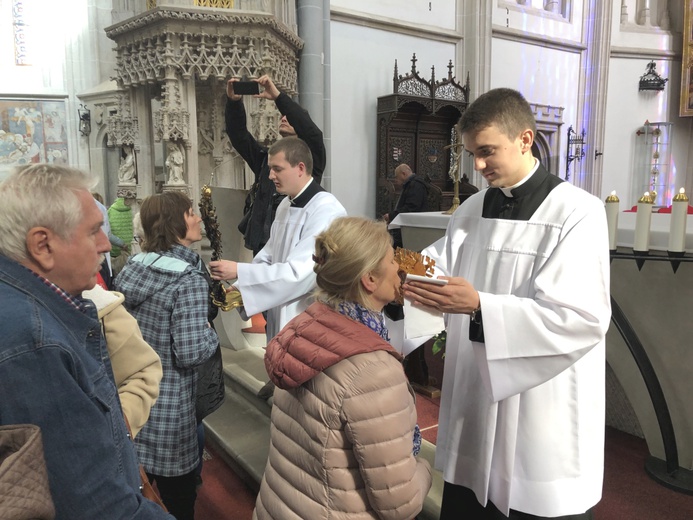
[{"left": 0, "top": 164, "right": 96, "bottom": 262}]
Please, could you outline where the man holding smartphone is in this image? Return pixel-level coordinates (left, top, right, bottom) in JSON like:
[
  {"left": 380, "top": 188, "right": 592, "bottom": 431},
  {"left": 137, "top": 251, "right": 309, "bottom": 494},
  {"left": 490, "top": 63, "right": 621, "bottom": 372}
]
[{"left": 225, "top": 74, "right": 326, "bottom": 255}]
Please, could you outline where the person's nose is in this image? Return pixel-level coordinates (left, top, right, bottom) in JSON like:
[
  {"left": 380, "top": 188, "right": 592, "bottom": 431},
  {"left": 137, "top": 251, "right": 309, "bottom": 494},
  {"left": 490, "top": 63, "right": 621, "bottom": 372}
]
[
  {"left": 474, "top": 156, "right": 486, "bottom": 171},
  {"left": 97, "top": 229, "right": 111, "bottom": 254}
]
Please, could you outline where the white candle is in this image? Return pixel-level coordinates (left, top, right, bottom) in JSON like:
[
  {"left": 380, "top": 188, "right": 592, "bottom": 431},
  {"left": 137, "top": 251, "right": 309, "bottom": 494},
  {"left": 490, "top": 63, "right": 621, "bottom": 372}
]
[
  {"left": 605, "top": 191, "right": 619, "bottom": 251},
  {"left": 668, "top": 188, "right": 689, "bottom": 252},
  {"left": 634, "top": 192, "right": 653, "bottom": 252}
]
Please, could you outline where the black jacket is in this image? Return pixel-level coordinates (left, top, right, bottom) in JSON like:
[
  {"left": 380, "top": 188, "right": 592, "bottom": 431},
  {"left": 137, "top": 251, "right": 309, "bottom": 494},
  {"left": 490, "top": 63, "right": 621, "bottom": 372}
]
[
  {"left": 390, "top": 175, "right": 428, "bottom": 221},
  {"left": 225, "top": 93, "right": 326, "bottom": 254}
]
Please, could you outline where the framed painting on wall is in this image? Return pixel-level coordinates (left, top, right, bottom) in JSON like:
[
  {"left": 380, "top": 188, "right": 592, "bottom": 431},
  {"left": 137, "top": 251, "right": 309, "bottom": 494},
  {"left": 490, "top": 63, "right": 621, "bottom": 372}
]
[
  {"left": 680, "top": 1, "right": 693, "bottom": 117},
  {"left": 0, "top": 99, "right": 69, "bottom": 181}
]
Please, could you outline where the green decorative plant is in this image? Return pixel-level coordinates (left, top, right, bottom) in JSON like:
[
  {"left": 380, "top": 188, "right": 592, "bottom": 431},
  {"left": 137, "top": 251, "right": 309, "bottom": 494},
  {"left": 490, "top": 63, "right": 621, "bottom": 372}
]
[{"left": 431, "top": 330, "right": 446, "bottom": 357}]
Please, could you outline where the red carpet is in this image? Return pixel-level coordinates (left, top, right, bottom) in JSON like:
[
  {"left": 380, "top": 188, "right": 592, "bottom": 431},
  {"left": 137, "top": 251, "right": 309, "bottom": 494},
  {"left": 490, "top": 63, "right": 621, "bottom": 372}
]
[
  {"left": 595, "top": 428, "right": 693, "bottom": 519},
  {"left": 195, "top": 446, "right": 257, "bottom": 520},
  {"left": 195, "top": 396, "right": 693, "bottom": 520}
]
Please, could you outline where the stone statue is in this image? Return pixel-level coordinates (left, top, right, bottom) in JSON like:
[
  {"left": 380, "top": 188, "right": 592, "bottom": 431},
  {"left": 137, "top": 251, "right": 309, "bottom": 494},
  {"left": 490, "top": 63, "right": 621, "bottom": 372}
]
[
  {"left": 118, "top": 146, "right": 136, "bottom": 184},
  {"left": 165, "top": 142, "right": 185, "bottom": 185}
]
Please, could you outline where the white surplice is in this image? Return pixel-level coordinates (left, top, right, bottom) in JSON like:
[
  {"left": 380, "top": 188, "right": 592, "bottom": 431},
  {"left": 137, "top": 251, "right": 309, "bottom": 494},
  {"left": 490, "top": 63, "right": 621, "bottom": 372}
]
[
  {"left": 236, "top": 191, "right": 346, "bottom": 339},
  {"left": 426, "top": 181, "right": 611, "bottom": 517}
]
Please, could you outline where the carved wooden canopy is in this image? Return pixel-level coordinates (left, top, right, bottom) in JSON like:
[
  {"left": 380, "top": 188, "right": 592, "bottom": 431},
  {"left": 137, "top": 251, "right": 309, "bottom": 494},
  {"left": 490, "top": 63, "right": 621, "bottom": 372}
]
[
  {"left": 377, "top": 53, "right": 470, "bottom": 122},
  {"left": 376, "top": 54, "right": 470, "bottom": 217}
]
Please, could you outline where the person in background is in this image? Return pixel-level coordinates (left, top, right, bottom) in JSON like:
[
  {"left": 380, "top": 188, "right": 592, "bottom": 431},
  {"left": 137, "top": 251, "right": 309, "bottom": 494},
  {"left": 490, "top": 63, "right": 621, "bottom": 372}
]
[
  {"left": 254, "top": 216, "right": 432, "bottom": 520},
  {"left": 382, "top": 163, "right": 428, "bottom": 248},
  {"left": 108, "top": 196, "right": 133, "bottom": 276},
  {"left": 131, "top": 211, "right": 144, "bottom": 254},
  {"left": 0, "top": 163, "right": 173, "bottom": 519},
  {"left": 115, "top": 191, "right": 218, "bottom": 520},
  {"left": 225, "top": 75, "right": 326, "bottom": 255},
  {"left": 92, "top": 192, "right": 127, "bottom": 289},
  {"left": 403, "top": 88, "right": 611, "bottom": 519}
]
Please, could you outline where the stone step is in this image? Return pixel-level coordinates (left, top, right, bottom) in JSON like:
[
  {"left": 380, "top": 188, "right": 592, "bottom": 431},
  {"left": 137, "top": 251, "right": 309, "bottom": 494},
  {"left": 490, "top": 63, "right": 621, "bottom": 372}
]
[
  {"left": 203, "top": 386, "right": 270, "bottom": 493},
  {"left": 419, "top": 440, "right": 443, "bottom": 520},
  {"left": 220, "top": 346, "right": 273, "bottom": 416}
]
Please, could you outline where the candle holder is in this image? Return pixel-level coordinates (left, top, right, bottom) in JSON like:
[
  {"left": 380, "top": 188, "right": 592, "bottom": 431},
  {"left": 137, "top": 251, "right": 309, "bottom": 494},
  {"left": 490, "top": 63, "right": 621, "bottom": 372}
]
[
  {"left": 610, "top": 253, "right": 693, "bottom": 494},
  {"left": 610, "top": 249, "right": 693, "bottom": 273},
  {"left": 667, "top": 251, "right": 685, "bottom": 273}
]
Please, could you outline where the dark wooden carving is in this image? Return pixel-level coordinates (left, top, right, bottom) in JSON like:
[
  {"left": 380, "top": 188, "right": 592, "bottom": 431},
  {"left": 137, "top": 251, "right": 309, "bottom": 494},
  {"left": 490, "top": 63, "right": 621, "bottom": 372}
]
[{"left": 376, "top": 54, "right": 470, "bottom": 217}]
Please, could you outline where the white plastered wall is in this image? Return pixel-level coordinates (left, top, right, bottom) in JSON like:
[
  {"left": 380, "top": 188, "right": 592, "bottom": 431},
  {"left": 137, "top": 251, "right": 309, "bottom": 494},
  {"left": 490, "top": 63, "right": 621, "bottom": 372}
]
[{"left": 330, "top": 21, "right": 456, "bottom": 217}]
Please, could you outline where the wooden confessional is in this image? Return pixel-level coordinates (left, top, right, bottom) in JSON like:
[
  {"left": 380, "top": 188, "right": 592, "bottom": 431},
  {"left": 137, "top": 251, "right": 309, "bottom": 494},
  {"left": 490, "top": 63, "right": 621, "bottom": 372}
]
[{"left": 376, "top": 54, "right": 471, "bottom": 217}]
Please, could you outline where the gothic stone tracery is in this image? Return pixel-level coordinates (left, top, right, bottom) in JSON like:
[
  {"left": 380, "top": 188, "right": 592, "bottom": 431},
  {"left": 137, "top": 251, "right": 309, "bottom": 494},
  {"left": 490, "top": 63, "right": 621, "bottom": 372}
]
[{"left": 106, "top": 7, "right": 303, "bottom": 155}]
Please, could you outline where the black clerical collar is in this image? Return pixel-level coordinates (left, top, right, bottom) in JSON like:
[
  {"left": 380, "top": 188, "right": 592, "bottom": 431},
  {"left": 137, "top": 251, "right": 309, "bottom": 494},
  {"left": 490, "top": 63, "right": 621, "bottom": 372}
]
[
  {"left": 482, "top": 164, "right": 563, "bottom": 221},
  {"left": 290, "top": 177, "right": 325, "bottom": 208},
  {"left": 500, "top": 159, "right": 540, "bottom": 198},
  {"left": 503, "top": 163, "right": 549, "bottom": 200}
]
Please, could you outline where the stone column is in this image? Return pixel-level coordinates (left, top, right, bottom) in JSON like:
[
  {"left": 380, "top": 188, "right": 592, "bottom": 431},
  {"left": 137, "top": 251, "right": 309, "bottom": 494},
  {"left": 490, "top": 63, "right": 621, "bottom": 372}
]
[
  {"left": 297, "top": 0, "right": 326, "bottom": 185},
  {"left": 132, "top": 87, "right": 155, "bottom": 201}
]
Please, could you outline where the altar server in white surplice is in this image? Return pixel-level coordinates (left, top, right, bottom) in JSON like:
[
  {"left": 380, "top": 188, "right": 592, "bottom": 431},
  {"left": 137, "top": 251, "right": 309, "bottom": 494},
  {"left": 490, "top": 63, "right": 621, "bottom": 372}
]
[
  {"left": 210, "top": 137, "right": 346, "bottom": 340},
  {"left": 403, "top": 88, "right": 611, "bottom": 520}
]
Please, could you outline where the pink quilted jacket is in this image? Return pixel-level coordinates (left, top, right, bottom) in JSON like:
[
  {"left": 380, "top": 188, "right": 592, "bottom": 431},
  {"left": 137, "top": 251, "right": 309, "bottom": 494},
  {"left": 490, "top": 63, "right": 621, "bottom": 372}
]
[{"left": 255, "top": 302, "right": 432, "bottom": 520}]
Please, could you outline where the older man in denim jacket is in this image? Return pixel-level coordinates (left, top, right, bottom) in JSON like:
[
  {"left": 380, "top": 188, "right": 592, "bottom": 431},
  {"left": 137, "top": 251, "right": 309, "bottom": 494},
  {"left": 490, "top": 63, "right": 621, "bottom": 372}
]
[{"left": 0, "top": 164, "right": 172, "bottom": 519}]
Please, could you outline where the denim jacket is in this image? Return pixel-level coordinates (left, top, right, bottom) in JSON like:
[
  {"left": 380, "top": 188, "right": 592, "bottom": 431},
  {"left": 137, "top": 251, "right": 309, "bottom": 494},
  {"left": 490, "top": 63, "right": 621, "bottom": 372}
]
[{"left": 0, "top": 255, "right": 173, "bottom": 519}]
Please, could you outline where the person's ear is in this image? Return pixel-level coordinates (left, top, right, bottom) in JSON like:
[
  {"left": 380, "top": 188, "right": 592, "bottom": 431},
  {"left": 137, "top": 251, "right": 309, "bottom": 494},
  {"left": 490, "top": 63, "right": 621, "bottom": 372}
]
[
  {"left": 360, "top": 271, "right": 378, "bottom": 293},
  {"left": 519, "top": 129, "right": 534, "bottom": 153},
  {"left": 297, "top": 161, "right": 306, "bottom": 177},
  {"left": 25, "top": 227, "right": 56, "bottom": 272}
]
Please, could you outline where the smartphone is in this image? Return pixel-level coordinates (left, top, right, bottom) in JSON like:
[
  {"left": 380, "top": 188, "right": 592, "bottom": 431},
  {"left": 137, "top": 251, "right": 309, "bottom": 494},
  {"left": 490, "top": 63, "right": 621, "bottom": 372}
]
[
  {"left": 233, "top": 81, "right": 260, "bottom": 95},
  {"left": 405, "top": 274, "right": 448, "bottom": 285}
]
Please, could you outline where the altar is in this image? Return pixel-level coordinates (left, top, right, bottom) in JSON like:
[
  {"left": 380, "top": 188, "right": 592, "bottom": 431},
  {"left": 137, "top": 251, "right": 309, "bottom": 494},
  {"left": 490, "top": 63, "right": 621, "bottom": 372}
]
[{"left": 388, "top": 211, "right": 450, "bottom": 251}]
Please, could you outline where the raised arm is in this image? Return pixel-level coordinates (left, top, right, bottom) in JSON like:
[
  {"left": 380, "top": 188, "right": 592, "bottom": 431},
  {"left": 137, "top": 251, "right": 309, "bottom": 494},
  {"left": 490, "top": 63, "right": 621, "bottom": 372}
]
[
  {"left": 224, "top": 79, "right": 266, "bottom": 174},
  {"left": 255, "top": 74, "right": 326, "bottom": 185},
  {"left": 275, "top": 93, "right": 326, "bottom": 184}
]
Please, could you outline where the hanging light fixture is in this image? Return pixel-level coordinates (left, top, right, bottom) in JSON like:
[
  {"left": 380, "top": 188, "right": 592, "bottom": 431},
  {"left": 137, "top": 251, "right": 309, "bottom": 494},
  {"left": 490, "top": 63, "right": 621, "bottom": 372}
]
[
  {"left": 638, "top": 61, "right": 668, "bottom": 92},
  {"left": 77, "top": 104, "right": 91, "bottom": 136}
]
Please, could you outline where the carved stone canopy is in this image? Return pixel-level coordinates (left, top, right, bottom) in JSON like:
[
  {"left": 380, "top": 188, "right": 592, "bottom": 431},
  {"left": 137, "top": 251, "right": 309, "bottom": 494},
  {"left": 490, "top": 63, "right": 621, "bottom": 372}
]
[
  {"left": 105, "top": 6, "right": 303, "bottom": 95},
  {"left": 104, "top": 6, "right": 303, "bottom": 147}
]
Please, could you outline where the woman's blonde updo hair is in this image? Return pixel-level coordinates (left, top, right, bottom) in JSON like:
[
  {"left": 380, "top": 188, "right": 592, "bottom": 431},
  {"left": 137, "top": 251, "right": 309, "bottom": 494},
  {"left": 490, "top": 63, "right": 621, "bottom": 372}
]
[{"left": 313, "top": 216, "right": 393, "bottom": 307}]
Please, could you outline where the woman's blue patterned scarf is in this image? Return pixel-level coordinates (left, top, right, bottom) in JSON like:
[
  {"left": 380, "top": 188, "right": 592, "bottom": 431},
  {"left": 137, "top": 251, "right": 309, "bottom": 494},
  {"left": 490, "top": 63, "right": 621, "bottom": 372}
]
[
  {"left": 337, "top": 301, "right": 390, "bottom": 342},
  {"left": 337, "top": 300, "right": 421, "bottom": 456}
]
